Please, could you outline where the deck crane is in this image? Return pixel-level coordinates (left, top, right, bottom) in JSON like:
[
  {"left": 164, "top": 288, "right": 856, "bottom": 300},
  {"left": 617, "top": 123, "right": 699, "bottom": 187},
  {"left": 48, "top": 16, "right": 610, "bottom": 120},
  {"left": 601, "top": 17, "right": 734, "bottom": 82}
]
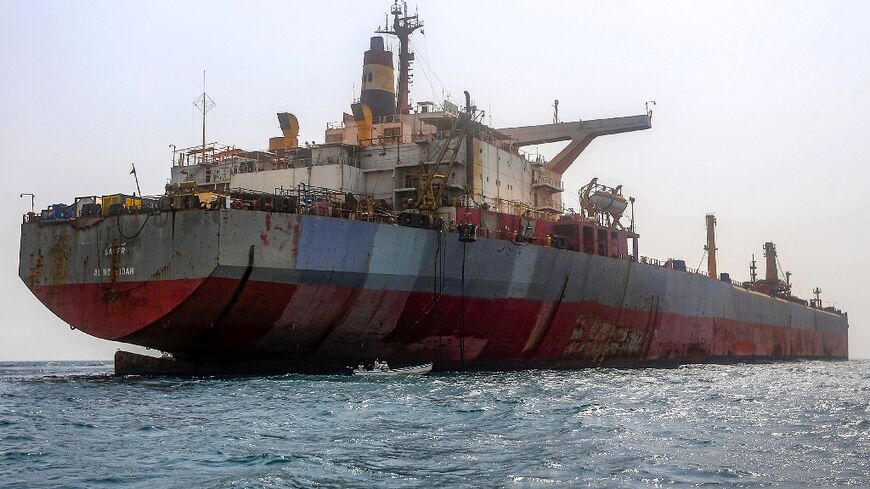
[{"left": 415, "top": 117, "right": 465, "bottom": 216}]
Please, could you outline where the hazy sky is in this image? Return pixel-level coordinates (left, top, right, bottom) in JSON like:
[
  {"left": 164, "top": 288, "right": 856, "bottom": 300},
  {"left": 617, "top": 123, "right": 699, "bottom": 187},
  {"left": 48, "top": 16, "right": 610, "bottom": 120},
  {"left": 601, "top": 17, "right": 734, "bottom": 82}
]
[{"left": 1, "top": 0, "right": 868, "bottom": 360}]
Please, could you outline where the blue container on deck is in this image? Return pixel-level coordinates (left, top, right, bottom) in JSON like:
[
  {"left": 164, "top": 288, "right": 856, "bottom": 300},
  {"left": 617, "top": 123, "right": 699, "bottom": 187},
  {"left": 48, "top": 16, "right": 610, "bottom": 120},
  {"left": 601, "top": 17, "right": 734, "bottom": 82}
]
[{"left": 44, "top": 203, "right": 74, "bottom": 221}]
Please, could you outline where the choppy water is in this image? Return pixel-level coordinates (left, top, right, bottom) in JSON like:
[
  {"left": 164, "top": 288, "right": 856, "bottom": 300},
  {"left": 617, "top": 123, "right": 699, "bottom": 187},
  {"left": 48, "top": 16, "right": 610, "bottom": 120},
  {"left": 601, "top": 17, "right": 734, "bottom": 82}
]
[{"left": 0, "top": 361, "right": 868, "bottom": 488}]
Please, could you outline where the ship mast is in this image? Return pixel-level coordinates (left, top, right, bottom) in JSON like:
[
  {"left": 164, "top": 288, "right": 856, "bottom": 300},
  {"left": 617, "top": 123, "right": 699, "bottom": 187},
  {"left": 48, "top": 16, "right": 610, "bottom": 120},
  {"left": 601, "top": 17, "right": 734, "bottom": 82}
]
[
  {"left": 705, "top": 214, "right": 717, "bottom": 278},
  {"left": 376, "top": 1, "right": 422, "bottom": 116},
  {"left": 193, "top": 70, "right": 215, "bottom": 156},
  {"left": 749, "top": 254, "right": 757, "bottom": 283}
]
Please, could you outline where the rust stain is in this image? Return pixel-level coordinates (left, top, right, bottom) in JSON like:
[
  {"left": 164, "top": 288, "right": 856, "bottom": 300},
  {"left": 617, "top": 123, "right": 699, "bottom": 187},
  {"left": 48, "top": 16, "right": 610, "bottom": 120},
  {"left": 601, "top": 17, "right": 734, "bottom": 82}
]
[
  {"left": 523, "top": 301, "right": 557, "bottom": 353},
  {"left": 565, "top": 315, "right": 646, "bottom": 360},
  {"left": 151, "top": 261, "right": 172, "bottom": 280},
  {"left": 48, "top": 233, "right": 70, "bottom": 285},
  {"left": 640, "top": 295, "right": 660, "bottom": 359},
  {"left": 28, "top": 253, "right": 44, "bottom": 287},
  {"left": 103, "top": 289, "right": 121, "bottom": 303},
  {"left": 259, "top": 213, "right": 272, "bottom": 245},
  {"left": 101, "top": 238, "right": 123, "bottom": 304},
  {"left": 523, "top": 276, "right": 569, "bottom": 354},
  {"left": 71, "top": 216, "right": 104, "bottom": 231},
  {"left": 289, "top": 215, "right": 301, "bottom": 261},
  {"left": 108, "top": 239, "right": 121, "bottom": 283}
]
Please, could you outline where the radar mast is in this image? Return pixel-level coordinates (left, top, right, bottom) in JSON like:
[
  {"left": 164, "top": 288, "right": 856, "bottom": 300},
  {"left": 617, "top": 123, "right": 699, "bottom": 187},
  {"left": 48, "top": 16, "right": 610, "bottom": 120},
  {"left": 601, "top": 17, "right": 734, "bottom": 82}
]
[{"left": 376, "top": 1, "right": 423, "bottom": 116}]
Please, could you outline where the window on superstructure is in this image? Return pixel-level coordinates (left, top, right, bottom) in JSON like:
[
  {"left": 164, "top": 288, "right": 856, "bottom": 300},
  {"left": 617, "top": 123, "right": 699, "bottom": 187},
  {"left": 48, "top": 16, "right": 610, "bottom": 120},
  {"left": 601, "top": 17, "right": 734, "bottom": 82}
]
[
  {"left": 582, "top": 226, "right": 595, "bottom": 254},
  {"left": 611, "top": 231, "right": 620, "bottom": 257},
  {"left": 597, "top": 229, "right": 608, "bottom": 256}
]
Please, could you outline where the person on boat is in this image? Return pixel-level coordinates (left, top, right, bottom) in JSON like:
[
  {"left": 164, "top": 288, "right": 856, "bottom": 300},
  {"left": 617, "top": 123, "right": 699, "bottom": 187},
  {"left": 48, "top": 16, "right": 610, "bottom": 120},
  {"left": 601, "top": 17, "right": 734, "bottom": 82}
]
[
  {"left": 373, "top": 359, "right": 380, "bottom": 370},
  {"left": 380, "top": 361, "right": 389, "bottom": 371}
]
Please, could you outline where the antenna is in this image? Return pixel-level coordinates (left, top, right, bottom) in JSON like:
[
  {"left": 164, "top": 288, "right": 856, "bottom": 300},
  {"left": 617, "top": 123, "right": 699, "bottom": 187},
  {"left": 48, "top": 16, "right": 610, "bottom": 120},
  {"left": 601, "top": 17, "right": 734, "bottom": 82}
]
[{"left": 193, "top": 70, "right": 215, "bottom": 154}]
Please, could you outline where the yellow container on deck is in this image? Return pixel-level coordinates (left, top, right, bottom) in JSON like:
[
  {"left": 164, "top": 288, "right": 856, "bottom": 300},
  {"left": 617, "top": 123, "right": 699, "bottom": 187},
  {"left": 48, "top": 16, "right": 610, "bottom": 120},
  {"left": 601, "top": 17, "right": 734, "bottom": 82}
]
[{"left": 100, "top": 194, "right": 142, "bottom": 216}]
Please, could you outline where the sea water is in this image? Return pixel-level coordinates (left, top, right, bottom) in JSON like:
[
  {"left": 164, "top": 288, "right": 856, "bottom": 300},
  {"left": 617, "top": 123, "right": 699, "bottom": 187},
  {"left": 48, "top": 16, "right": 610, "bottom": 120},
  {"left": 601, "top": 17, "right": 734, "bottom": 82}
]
[{"left": 0, "top": 360, "right": 868, "bottom": 488}]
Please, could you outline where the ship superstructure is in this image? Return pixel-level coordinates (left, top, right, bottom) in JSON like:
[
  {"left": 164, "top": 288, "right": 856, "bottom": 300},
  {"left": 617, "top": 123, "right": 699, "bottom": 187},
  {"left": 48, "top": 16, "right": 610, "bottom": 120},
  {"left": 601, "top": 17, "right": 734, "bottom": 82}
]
[
  {"left": 168, "top": 3, "right": 651, "bottom": 229},
  {"left": 18, "top": 2, "right": 848, "bottom": 374}
]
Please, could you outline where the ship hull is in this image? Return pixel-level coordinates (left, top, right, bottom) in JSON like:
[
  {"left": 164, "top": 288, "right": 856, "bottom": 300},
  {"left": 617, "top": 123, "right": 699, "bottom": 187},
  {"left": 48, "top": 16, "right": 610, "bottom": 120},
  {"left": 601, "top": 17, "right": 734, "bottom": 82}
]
[{"left": 20, "top": 209, "right": 849, "bottom": 373}]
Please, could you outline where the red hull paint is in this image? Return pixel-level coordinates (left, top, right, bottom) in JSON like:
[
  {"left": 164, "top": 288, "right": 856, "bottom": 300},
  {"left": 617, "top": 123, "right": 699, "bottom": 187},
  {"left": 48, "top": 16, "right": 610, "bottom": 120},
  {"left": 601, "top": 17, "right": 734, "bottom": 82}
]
[
  {"left": 32, "top": 277, "right": 848, "bottom": 370},
  {"left": 32, "top": 278, "right": 206, "bottom": 340}
]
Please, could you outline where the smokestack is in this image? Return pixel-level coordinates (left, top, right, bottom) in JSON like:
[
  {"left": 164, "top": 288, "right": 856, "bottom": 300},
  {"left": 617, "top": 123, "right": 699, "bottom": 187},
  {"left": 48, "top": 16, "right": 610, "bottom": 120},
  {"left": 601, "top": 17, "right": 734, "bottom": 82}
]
[{"left": 359, "top": 36, "right": 396, "bottom": 119}]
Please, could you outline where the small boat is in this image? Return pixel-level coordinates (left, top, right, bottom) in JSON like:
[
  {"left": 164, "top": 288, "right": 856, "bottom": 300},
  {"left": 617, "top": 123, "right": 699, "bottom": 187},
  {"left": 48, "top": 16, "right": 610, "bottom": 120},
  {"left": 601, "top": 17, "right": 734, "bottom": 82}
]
[{"left": 351, "top": 362, "right": 433, "bottom": 376}]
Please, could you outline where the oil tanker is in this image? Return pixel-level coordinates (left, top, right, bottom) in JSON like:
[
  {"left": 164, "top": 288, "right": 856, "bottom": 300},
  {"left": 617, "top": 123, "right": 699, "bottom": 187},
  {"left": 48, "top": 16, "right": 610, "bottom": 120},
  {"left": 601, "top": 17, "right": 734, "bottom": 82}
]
[{"left": 18, "top": 2, "right": 848, "bottom": 374}]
